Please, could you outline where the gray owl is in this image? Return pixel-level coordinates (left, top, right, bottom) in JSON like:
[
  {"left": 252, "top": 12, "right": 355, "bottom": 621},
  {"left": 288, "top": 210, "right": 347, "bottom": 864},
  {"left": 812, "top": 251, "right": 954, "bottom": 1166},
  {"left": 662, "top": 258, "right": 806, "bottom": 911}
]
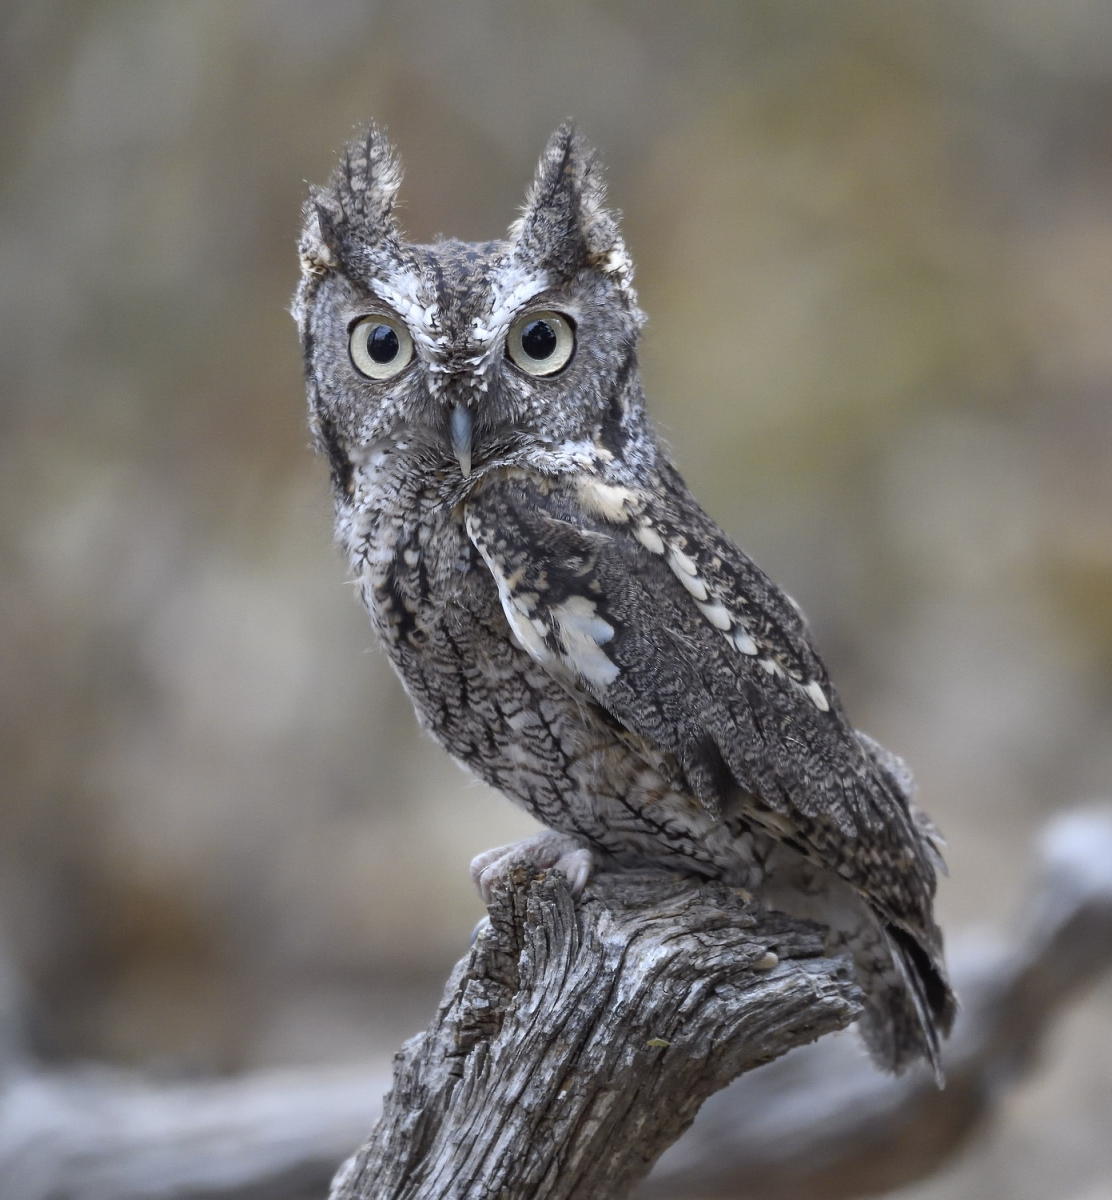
[{"left": 292, "top": 124, "right": 956, "bottom": 1078}]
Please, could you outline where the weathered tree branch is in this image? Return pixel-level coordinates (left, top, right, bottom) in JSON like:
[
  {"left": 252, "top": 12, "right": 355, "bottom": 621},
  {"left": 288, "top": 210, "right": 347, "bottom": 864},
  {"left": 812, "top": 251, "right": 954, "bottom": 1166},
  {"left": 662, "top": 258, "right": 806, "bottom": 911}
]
[
  {"left": 3, "top": 807, "right": 1111, "bottom": 1200},
  {"left": 332, "top": 868, "right": 860, "bottom": 1200}
]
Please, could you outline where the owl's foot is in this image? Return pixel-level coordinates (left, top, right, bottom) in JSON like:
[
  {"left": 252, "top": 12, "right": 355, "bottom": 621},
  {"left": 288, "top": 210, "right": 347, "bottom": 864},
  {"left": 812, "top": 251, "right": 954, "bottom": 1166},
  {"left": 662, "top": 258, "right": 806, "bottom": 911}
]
[{"left": 469, "top": 831, "right": 595, "bottom": 906}]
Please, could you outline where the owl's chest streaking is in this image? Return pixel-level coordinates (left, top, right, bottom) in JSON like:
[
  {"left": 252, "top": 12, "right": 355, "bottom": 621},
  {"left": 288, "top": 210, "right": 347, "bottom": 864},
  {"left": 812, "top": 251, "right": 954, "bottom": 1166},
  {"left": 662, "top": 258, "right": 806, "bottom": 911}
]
[{"left": 338, "top": 451, "right": 759, "bottom": 879}]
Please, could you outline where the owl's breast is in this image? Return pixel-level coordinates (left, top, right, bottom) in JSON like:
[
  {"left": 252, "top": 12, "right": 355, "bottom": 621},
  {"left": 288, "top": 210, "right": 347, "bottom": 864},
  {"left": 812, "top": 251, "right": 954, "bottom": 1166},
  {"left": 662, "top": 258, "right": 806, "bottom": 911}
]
[
  {"left": 350, "top": 490, "right": 484, "bottom": 649},
  {"left": 352, "top": 486, "right": 563, "bottom": 770}
]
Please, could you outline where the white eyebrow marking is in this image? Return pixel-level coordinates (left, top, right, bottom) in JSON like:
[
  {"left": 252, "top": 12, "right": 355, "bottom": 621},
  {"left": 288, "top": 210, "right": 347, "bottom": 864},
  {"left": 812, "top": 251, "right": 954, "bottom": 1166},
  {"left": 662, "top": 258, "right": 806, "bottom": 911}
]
[
  {"left": 366, "top": 267, "right": 446, "bottom": 362},
  {"left": 477, "top": 256, "right": 551, "bottom": 338},
  {"left": 463, "top": 254, "right": 556, "bottom": 386}
]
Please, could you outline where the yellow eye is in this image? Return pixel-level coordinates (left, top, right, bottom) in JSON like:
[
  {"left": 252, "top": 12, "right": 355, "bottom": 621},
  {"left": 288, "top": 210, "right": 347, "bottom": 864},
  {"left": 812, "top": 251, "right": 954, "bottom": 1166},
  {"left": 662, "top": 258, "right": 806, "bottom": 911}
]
[
  {"left": 506, "top": 310, "right": 576, "bottom": 376},
  {"left": 349, "top": 315, "right": 414, "bottom": 380}
]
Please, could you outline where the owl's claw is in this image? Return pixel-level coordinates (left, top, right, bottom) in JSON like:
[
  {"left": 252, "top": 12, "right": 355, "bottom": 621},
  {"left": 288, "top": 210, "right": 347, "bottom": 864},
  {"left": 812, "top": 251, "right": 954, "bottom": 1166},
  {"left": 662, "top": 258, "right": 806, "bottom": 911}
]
[{"left": 469, "top": 831, "right": 595, "bottom": 906}]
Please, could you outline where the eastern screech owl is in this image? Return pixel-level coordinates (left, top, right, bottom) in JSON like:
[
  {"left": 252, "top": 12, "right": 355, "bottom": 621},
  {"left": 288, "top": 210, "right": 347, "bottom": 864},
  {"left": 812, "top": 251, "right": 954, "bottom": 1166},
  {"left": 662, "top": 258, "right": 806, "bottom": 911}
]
[{"left": 292, "top": 124, "right": 955, "bottom": 1078}]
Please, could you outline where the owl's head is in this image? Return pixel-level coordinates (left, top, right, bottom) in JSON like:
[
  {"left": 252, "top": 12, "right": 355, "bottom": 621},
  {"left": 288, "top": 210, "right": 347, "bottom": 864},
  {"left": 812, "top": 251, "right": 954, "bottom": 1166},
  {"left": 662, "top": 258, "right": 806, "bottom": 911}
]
[{"left": 293, "top": 124, "right": 645, "bottom": 494}]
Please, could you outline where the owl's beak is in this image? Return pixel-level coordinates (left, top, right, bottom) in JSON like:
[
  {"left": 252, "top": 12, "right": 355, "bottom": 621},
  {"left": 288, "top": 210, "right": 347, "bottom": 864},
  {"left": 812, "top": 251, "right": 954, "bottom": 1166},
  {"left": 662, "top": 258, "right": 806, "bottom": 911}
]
[{"left": 450, "top": 403, "right": 473, "bottom": 478}]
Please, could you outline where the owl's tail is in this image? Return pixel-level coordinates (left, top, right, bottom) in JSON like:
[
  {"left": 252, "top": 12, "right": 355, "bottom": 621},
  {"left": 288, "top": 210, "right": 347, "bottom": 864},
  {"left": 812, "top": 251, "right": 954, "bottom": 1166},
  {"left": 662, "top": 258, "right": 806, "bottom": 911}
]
[{"left": 857, "top": 916, "right": 957, "bottom": 1086}]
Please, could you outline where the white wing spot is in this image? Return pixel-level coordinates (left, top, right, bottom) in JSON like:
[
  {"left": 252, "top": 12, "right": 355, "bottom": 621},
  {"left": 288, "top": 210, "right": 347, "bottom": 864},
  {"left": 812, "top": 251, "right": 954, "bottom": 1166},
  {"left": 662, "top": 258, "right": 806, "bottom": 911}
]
[
  {"left": 634, "top": 522, "right": 666, "bottom": 555},
  {"left": 552, "top": 595, "right": 620, "bottom": 687},
  {"left": 503, "top": 596, "right": 550, "bottom": 661},
  {"left": 697, "top": 600, "right": 732, "bottom": 631},
  {"left": 673, "top": 566, "right": 709, "bottom": 602},
  {"left": 733, "top": 630, "right": 759, "bottom": 655},
  {"left": 804, "top": 679, "right": 830, "bottom": 712},
  {"left": 553, "top": 595, "right": 615, "bottom": 645},
  {"left": 653, "top": 537, "right": 765, "bottom": 656},
  {"left": 576, "top": 478, "right": 636, "bottom": 524}
]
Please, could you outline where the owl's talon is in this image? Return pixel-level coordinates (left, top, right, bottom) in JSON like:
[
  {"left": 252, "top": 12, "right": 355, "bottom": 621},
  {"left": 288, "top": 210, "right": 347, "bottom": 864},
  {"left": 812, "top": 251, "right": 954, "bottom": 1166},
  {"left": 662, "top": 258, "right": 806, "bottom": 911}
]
[{"left": 470, "top": 831, "right": 595, "bottom": 906}]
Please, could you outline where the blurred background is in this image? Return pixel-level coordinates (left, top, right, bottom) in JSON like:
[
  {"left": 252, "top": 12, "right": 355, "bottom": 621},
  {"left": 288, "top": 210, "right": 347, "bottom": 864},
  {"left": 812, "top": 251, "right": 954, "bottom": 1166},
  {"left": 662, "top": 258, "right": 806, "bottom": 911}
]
[{"left": 2, "top": 1, "right": 1111, "bottom": 1196}]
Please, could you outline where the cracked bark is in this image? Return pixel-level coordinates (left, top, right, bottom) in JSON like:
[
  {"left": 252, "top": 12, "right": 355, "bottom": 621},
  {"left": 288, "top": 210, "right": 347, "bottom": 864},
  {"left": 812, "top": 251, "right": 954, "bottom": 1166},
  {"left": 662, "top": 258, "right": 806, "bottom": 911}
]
[{"left": 329, "top": 868, "right": 860, "bottom": 1200}]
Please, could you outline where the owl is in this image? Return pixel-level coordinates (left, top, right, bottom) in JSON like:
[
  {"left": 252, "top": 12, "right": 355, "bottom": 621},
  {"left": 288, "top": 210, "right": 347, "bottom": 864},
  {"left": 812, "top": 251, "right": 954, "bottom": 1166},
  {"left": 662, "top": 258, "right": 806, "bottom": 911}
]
[{"left": 292, "top": 124, "right": 956, "bottom": 1079}]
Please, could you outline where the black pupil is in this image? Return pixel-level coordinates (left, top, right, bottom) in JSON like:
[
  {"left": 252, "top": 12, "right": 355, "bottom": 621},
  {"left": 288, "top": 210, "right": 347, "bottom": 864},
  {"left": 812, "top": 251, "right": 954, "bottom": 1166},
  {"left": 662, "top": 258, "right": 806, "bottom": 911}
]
[
  {"left": 520, "top": 319, "right": 557, "bottom": 360},
  {"left": 368, "top": 324, "right": 399, "bottom": 363}
]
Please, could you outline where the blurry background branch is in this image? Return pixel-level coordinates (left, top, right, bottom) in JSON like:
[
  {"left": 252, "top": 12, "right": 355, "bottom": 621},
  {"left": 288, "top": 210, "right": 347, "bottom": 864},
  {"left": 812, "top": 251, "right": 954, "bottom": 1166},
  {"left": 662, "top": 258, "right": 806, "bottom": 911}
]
[{"left": 2, "top": 806, "right": 1111, "bottom": 1200}]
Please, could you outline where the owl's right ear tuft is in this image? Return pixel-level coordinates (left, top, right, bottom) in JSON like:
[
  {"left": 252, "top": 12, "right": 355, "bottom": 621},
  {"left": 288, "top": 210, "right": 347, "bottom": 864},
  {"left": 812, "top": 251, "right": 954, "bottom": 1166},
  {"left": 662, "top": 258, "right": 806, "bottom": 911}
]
[
  {"left": 333, "top": 124, "right": 404, "bottom": 237},
  {"left": 297, "top": 188, "right": 341, "bottom": 277},
  {"left": 300, "top": 124, "right": 404, "bottom": 273}
]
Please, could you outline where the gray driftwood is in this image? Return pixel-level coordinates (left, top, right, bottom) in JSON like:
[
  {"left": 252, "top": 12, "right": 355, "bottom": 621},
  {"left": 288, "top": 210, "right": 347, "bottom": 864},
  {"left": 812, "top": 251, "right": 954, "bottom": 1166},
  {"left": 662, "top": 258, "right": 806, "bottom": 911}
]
[
  {"left": 2, "top": 807, "right": 1111, "bottom": 1200},
  {"left": 331, "top": 868, "right": 860, "bottom": 1200}
]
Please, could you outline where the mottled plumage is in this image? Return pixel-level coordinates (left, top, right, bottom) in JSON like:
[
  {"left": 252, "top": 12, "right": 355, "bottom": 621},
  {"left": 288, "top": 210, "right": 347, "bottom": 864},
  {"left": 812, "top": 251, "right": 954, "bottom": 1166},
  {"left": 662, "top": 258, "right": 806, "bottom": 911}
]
[{"left": 293, "top": 124, "right": 956, "bottom": 1078}]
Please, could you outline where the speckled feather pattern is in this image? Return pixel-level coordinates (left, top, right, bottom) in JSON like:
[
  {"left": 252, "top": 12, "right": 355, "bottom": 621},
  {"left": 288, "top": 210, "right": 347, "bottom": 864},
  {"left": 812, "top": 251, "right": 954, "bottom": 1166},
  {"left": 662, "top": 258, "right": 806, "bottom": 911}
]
[{"left": 294, "top": 123, "right": 956, "bottom": 1077}]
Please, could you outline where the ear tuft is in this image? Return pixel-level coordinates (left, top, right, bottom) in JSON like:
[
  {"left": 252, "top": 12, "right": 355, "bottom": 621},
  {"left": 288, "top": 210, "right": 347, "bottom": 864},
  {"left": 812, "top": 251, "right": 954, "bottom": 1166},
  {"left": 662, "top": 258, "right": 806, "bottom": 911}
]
[
  {"left": 511, "top": 123, "right": 632, "bottom": 288},
  {"left": 333, "top": 123, "right": 403, "bottom": 233},
  {"left": 300, "top": 124, "right": 404, "bottom": 270}
]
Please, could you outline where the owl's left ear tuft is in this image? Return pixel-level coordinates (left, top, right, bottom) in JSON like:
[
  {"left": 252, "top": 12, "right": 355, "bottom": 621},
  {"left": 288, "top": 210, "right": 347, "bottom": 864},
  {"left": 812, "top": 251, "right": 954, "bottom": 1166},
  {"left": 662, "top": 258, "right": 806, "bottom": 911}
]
[{"left": 511, "top": 123, "right": 633, "bottom": 289}]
